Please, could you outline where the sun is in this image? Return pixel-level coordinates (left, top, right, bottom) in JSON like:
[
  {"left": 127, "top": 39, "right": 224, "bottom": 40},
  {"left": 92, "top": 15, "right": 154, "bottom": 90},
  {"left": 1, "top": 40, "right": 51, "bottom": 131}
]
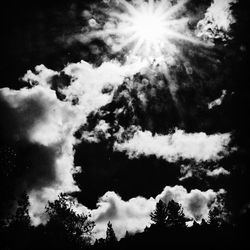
[
  {"left": 84, "top": 0, "right": 210, "bottom": 61},
  {"left": 128, "top": 4, "right": 167, "bottom": 50},
  {"left": 133, "top": 13, "right": 164, "bottom": 39},
  {"left": 102, "top": 0, "right": 204, "bottom": 59}
]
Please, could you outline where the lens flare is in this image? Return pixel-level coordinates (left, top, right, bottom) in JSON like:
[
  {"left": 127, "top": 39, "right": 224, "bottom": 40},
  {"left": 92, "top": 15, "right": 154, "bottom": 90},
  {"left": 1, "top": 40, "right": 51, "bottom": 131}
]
[
  {"left": 128, "top": 7, "right": 167, "bottom": 51},
  {"left": 102, "top": 0, "right": 206, "bottom": 59}
]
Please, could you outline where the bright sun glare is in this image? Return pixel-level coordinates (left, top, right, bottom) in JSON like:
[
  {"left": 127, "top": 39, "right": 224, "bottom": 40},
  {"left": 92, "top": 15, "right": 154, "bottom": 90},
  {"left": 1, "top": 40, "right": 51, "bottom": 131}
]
[
  {"left": 102, "top": 0, "right": 205, "bottom": 59},
  {"left": 130, "top": 9, "right": 166, "bottom": 46}
]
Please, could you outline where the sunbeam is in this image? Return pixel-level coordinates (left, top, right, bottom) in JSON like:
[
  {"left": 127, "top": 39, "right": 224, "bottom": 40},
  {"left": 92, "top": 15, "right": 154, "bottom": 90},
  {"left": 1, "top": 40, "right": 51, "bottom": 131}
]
[{"left": 104, "top": 0, "right": 209, "bottom": 59}]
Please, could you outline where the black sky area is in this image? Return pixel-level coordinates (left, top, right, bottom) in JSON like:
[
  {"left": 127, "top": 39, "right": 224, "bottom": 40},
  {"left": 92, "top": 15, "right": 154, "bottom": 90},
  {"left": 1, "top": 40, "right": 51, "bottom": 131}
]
[
  {"left": 1, "top": 0, "right": 96, "bottom": 89},
  {"left": 0, "top": 0, "right": 250, "bottom": 237}
]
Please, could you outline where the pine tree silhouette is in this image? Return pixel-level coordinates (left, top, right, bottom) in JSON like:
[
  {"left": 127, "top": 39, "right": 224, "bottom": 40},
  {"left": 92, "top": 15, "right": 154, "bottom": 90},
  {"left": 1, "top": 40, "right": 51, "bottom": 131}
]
[
  {"left": 150, "top": 199, "right": 168, "bottom": 226},
  {"left": 45, "top": 193, "right": 95, "bottom": 249},
  {"left": 105, "top": 221, "right": 117, "bottom": 244},
  {"left": 166, "top": 200, "right": 186, "bottom": 227}
]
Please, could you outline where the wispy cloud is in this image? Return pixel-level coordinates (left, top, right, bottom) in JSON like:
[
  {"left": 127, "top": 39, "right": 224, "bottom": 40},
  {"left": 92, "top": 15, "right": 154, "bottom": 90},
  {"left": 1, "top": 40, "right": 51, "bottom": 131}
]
[
  {"left": 208, "top": 89, "right": 227, "bottom": 109},
  {"left": 206, "top": 167, "right": 230, "bottom": 177},
  {"left": 114, "top": 129, "right": 232, "bottom": 162}
]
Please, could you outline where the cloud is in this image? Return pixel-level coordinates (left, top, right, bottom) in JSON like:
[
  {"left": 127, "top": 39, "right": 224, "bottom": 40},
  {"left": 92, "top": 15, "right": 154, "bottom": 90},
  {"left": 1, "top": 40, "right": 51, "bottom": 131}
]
[
  {"left": 179, "top": 164, "right": 231, "bottom": 181},
  {"left": 207, "top": 167, "right": 230, "bottom": 177},
  {"left": 208, "top": 89, "right": 227, "bottom": 109},
  {"left": 196, "top": 0, "right": 237, "bottom": 41},
  {"left": 156, "top": 186, "right": 219, "bottom": 221},
  {"left": 81, "top": 119, "right": 112, "bottom": 143},
  {"left": 92, "top": 191, "right": 155, "bottom": 240},
  {"left": 0, "top": 59, "right": 144, "bottom": 224},
  {"left": 91, "top": 185, "right": 223, "bottom": 240},
  {"left": 114, "top": 129, "right": 232, "bottom": 162},
  {"left": 0, "top": 85, "right": 80, "bottom": 224}
]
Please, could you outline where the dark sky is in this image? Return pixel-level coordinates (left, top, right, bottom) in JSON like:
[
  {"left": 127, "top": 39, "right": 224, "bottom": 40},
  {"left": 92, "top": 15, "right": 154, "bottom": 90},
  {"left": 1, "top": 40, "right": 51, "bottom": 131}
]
[{"left": 1, "top": 0, "right": 93, "bottom": 88}]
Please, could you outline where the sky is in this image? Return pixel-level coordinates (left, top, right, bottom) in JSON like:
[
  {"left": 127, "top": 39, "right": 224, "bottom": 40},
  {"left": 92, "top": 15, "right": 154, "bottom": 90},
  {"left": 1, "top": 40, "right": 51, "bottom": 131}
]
[{"left": 0, "top": 0, "right": 249, "bottom": 240}]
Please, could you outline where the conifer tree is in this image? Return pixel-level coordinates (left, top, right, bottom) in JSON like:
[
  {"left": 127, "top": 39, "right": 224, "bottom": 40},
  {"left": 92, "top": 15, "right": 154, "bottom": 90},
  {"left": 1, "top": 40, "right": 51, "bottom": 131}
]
[
  {"left": 166, "top": 200, "right": 186, "bottom": 227},
  {"left": 106, "top": 221, "right": 117, "bottom": 244},
  {"left": 150, "top": 199, "right": 168, "bottom": 226}
]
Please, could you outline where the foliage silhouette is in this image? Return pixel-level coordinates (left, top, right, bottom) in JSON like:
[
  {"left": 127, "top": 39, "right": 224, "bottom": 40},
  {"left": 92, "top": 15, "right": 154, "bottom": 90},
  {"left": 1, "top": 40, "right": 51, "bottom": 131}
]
[
  {"left": 1, "top": 193, "right": 31, "bottom": 249},
  {"left": 44, "top": 193, "right": 95, "bottom": 249},
  {"left": 165, "top": 200, "right": 186, "bottom": 227}
]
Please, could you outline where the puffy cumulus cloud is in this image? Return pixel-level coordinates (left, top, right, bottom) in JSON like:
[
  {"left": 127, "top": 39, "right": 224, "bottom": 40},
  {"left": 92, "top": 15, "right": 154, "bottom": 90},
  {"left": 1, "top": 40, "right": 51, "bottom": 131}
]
[
  {"left": 62, "top": 60, "right": 145, "bottom": 107},
  {"left": 92, "top": 191, "right": 155, "bottom": 239},
  {"left": 0, "top": 59, "right": 144, "bottom": 225},
  {"left": 90, "top": 185, "right": 223, "bottom": 239},
  {"left": 180, "top": 189, "right": 217, "bottom": 221},
  {"left": 24, "top": 60, "right": 145, "bottom": 114},
  {"left": 114, "top": 129, "right": 232, "bottom": 162},
  {"left": 196, "top": 0, "right": 237, "bottom": 41},
  {"left": 0, "top": 85, "right": 79, "bottom": 224},
  {"left": 156, "top": 186, "right": 220, "bottom": 221},
  {"left": 0, "top": 86, "right": 77, "bottom": 145}
]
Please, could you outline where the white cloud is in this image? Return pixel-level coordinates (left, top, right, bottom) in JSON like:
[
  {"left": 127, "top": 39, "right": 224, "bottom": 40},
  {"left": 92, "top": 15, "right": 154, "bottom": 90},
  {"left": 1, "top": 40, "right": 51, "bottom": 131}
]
[
  {"left": 0, "top": 59, "right": 144, "bottom": 225},
  {"left": 114, "top": 129, "right": 232, "bottom": 162},
  {"left": 92, "top": 191, "right": 155, "bottom": 240},
  {"left": 91, "top": 185, "right": 223, "bottom": 240},
  {"left": 156, "top": 186, "right": 218, "bottom": 221},
  {"left": 0, "top": 85, "right": 80, "bottom": 224},
  {"left": 207, "top": 167, "right": 230, "bottom": 177},
  {"left": 61, "top": 60, "right": 145, "bottom": 112},
  {"left": 208, "top": 90, "right": 227, "bottom": 109},
  {"left": 196, "top": 0, "right": 237, "bottom": 41},
  {"left": 179, "top": 164, "right": 231, "bottom": 181}
]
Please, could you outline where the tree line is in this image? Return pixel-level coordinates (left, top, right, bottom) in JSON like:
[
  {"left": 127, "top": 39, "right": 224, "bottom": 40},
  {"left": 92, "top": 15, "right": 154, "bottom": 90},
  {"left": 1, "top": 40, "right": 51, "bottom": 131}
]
[{"left": 0, "top": 192, "right": 245, "bottom": 250}]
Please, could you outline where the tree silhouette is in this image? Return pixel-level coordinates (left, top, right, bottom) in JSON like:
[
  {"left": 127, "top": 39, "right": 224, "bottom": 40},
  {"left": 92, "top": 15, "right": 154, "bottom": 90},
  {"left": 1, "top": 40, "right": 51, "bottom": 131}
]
[
  {"left": 208, "top": 208, "right": 227, "bottom": 230},
  {"left": 10, "top": 193, "right": 31, "bottom": 227},
  {"left": 166, "top": 200, "right": 186, "bottom": 227},
  {"left": 2, "top": 193, "right": 32, "bottom": 250},
  {"left": 150, "top": 199, "right": 168, "bottom": 226},
  {"left": 124, "top": 230, "right": 131, "bottom": 239},
  {"left": 45, "top": 193, "right": 95, "bottom": 249},
  {"left": 105, "top": 221, "right": 117, "bottom": 244},
  {"left": 150, "top": 199, "right": 187, "bottom": 230}
]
